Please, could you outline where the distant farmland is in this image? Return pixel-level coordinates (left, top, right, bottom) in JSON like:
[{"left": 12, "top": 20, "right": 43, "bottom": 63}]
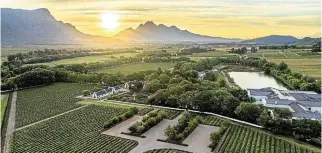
[{"left": 95, "top": 62, "right": 175, "bottom": 74}]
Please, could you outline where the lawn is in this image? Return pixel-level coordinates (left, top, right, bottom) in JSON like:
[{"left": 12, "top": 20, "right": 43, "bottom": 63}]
[
  {"left": 1, "top": 94, "right": 9, "bottom": 123},
  {"left": 95, "top": 62, "right": 175, "bottom": 74},
  {"left": 268, "top": 58, "right": 321, "bottom": 77},
  {"left": 16, "top": 83, "right": 96, "bottom": 128},
  {"left": 11, "top": 105, "right": 138, "bottom": 152}
]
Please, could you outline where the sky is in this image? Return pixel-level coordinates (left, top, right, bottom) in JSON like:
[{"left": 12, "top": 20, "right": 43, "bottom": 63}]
[{"left": 1, "top": 0, "right": 321, "bottom": 39}]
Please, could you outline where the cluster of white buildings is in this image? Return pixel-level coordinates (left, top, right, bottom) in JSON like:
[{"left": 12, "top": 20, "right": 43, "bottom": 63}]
[
  {"left": 247, "top": 87, "right": 321, "bottom": 120},
  {"left": 92, "top": 86, "right": 121, "bottom": 99}
]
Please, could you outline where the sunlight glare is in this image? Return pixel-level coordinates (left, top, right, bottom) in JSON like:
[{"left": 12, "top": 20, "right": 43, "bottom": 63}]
[{"left": 101, "top": 12, "right": 120, "bottom": 30}]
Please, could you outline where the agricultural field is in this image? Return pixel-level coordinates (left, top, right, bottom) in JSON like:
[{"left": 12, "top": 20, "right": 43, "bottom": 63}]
[
  {"left": 11, "top": 105, "right": 138, "bottom": 152},
  {"left": 190, "top": 51, "right": 238, "bottom": 57},
  {"left": 243, "top": 50, "right": 321, "bottom": 77},
  {"left": 144, "top": 149, "right": 191, "bottom": 153},
  {"left": 197, "top": 114, "right": 225, "bottom": 126},
  {"left": 95, "top": 62, "right": 175, "bottom": 74},
  {"left": 78, "top": 100, "right": 154, "bottom": 116},
  {"left": 1, "top": 94, "right": 9, "bottom": 123},
  {"left": 268, "top": 58, "right": 321, "bottom": 77},
  {"left": 161, "top": 109, "right": 182, "bottom": 120},
  {"left": 25, "top": 52, "right": 139, "bottom": 66},
  {"left": 16, "top": 83, "right": 96, "bottom": 128},
  {"left": 215, "top": 124, "right": 320, "bottom": 153}
]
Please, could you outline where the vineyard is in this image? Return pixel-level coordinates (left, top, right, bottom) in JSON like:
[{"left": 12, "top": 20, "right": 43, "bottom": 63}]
[
  {"left": 16, "top": 83, "right": 96, "bottom": 128},
  {"left": 196, "top": 114, "right": 225, "bottom": 126},
  {"left": 11, "top": 105, "right": 138, "bottom": 152},
  {"left": 144, "top": 148, "right": 191, "bottom": 153},
  {"left": 138, "top": 107, "right": 154, "bottom": 116},
  {"left": 162, "top": 109, "right": 182, "bottom": 120},
  {"left": 215, "top": 124, "right": 320, "bottom": 153}
]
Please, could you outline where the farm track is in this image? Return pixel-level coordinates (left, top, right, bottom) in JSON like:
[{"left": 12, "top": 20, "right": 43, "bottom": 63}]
[
  {"left": 15, "top": 105, "right": 89, "bottom": 131},
  {"left": 3, "top": 91, "right": 17, "bottom": 153}
]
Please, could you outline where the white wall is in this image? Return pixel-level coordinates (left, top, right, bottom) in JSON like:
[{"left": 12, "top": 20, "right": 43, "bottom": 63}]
[
  {"left": 265, "top": 104, "right": 294, "bottom": 112},
  {"left": 310, "top": 107, "right": 321, "bottom": 113}
]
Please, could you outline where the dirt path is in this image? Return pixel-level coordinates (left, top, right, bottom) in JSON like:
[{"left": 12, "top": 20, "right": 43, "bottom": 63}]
[
  {"left": 278, "top": 50, "right": 288, "bottom": 57},
  {"left": 3, "top": 91, "right": 17, "bottom": 153},
  {"left": 15, "top": 105, "right": 89, "bottom": 132}
]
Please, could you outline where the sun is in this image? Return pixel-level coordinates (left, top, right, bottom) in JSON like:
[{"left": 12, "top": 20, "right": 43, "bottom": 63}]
[{"left": 101, "top": 12, "right": 120, "bottom": 30}]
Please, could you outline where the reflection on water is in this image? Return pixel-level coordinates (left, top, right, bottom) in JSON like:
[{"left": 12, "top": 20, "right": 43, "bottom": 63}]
[{"left": 228, "top": 72, "right": 287, "bottom": 90}]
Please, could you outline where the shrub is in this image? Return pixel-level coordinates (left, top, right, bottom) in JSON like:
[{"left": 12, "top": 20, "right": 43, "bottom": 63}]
[
  {"left": 104, "top": 107, "right": 139, "bottom": 129},
  {"left": 128, "top": 110, "right": 168, "bottom": 135}
]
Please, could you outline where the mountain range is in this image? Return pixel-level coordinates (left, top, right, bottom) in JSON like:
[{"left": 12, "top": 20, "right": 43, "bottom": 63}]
[
  {"left": 1, "top": 8, "right": 118, "bottom": 45},
  {"left": 1, "top": 8, "right": 320, "bottom": 45},
  {"left": 113, "top": 21, "right": 240, "bottom": 43}
]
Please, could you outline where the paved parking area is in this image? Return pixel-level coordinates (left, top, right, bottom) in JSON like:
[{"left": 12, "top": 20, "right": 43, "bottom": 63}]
[{"left": 102, "top": 113, "right": 219, "bottom": 153}]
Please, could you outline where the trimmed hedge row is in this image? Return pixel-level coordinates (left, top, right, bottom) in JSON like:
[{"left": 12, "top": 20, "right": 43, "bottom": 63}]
[
  {"left": 164, "top": 112, "right": 202, "bottom": 143},
  {"left": 104, "top": 107, "right": 139, "bottom": 129},
  {"left": 128, "top": 110, "right": 167, "bottom": 135}
]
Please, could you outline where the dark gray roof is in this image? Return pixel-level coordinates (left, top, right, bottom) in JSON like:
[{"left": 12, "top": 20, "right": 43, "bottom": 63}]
[
  {"left": 266, "top": 99, "right": 294, "bottom": 105},
  {"left": 105, "top": 88, "right": 113, "bottom": 93},
  {"left": 95, "top": 90, "right": 106, "bottom": 96},
  {"left": 297, "top": 101, "right": 321, "bottom": 107},
  {"left": 289, "top": 93, "right": 321, "bottom": 102},
  {"left": 293, "top": 112, "right": 321, "bottom": 120},
  {"left": 289, "top": 103, "right": 306, "bottom": 113},
  {"left": 248, "top": 87, "right": 276, "bottom": 97},
  {"left": 114, "top": 86, "right": 120, "bottom": 90}
]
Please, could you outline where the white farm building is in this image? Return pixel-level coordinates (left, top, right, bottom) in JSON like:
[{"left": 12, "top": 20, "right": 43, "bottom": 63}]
[{"left": 247, "top": 87, "right": 321, "bottom": 120}]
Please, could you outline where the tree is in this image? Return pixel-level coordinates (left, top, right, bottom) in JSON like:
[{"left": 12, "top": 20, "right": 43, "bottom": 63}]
[
  {"left": 159, "top": 74, "right": 170, "bottom": 84},
  {"left": 312, "top": 42, "right": 321, "bottom": 52},
  {"left": 204, "top": 71, "right": 218, "bottom": 81},
  {"left": 235, "top": 102, "right": 262, "bottom": 123},
  {"left": 293, "top": 119, "right": 321, "bottom": 140},
  {"left": 143, "top": 79, "right": 162, "bottom": 93},
  {"left": 251, "top": 47, "right": 257, "bottom": 53},
  {"left": 192, "top": 90, "right": 215, "bottom": 112},
  {"left": 273, "top": 108, "right": 292, "bottom": 119},
  {"left": 82, "top": 90, "right": 91, "bottom": 96},
  {"left": 279, "top": 61, "right": 288, "bottom": 71}
]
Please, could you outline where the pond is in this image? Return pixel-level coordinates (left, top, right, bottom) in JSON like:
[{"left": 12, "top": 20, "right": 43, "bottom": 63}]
[{"left": 228, "top": 72, "right": 287, "bottom": 90}]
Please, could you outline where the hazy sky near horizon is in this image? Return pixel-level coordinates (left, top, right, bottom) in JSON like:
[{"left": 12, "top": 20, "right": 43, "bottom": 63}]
[{"left": 2, "top": 0, "right": 321, "bottom": 38}]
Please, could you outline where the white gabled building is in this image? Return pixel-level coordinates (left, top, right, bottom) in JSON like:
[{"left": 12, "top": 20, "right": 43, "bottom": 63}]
[{"left": 92, "top": 86, "right": 121, "bottom": 99}]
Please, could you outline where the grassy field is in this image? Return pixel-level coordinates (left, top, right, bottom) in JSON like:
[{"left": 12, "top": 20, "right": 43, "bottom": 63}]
[
  {"left": 16, "top": 83, "right": 96, "bottom": 128},
  {"left": 95, "top": 62, "right": 175, "bottom": 74},
  {"left": 1, "top": 94, "right": 9, "bottom": 123},
  {"left": 268, "top": 58, "right": 321, "bottom": 77},
  {"left": 24, "top": 52, "right": 138, "bottom": 66},
  {"left": 11, "top": 105, "right": 138, "bottom": 152},
  {"left": 188, "top": 51, "right": 320, "bottom": 77}
]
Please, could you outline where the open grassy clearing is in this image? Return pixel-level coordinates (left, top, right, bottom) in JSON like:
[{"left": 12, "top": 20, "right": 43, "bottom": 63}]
[
  {"left": 268, "top": 58, "right": 321, "bottom": 77},
  {"left": 16, "top": 83, "right": 96, "bottom": 128},
  {"left": 24, "top": 52, "right": 139, "bottom": 66},
  {"left": 1, "top": 94, "right": 9, "bottom": 123},
  {"left": 215, "top": 124, "right": 320, "bottom": 153},
  {"left": 189, "top": 51, "right": 238, "bottom": 57},
  {"left": 95, "top": 62, "right": 175, "bottom": 74},
  {"left": 11, "top": 105, "right": 138, "bottom": 152}
]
